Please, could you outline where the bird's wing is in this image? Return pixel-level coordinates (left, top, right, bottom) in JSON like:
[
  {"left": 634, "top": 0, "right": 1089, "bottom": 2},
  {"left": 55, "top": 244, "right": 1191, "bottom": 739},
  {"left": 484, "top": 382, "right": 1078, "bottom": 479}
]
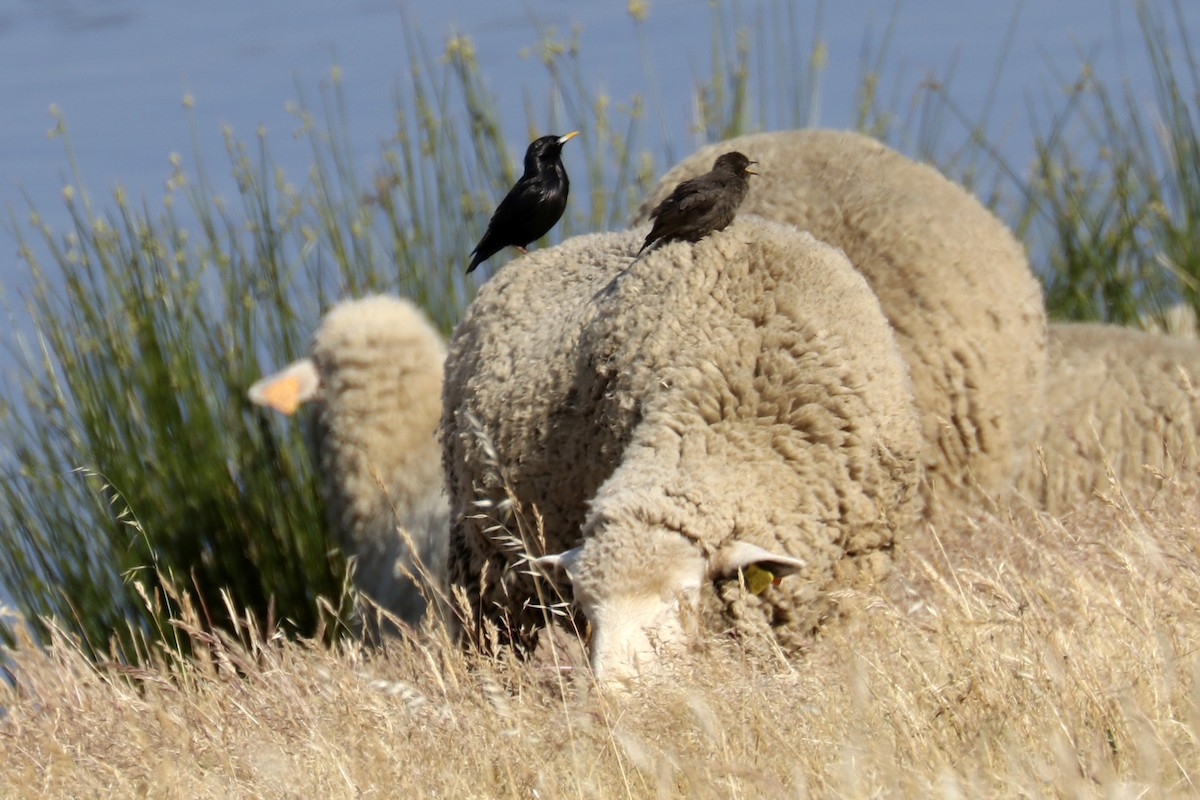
[
  {"left": 473, "top": 178, "right": 533, "bottom": 246},
  {"left": 651, "top": 177, "right": 708, "bottom": 218},
  {"left": 661, "top": 182, "right": 711, "bottom": 222},
  {"left": 492, "top": 177, "right": 536, "bottom": 219},
  {"left": 672, "top": 186, "right": 710, "bottom": 213}
]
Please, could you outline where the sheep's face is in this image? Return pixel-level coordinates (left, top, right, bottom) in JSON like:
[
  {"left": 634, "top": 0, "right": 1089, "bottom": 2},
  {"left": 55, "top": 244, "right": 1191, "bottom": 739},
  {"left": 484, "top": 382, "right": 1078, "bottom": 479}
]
[{"left": 534, "top": 535, "right": 805, "bottom": 687}]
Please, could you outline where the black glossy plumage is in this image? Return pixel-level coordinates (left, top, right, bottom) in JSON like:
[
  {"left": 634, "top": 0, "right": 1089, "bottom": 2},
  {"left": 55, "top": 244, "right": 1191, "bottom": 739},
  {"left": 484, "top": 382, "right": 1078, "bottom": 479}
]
[
  {"left": 637, "top": 151, "right": 757, "bottom": 257},
  {"left": 467, "top": 131, "right": 578, "bottom": 274}
]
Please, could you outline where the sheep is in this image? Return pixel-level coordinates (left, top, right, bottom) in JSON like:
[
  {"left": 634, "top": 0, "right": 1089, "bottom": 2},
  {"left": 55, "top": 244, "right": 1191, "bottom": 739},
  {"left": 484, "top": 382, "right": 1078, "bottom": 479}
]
[
  {"left": 249, "top": 295, "right": 448, "bottom": 633},
  {"left": 1141, "top": 301, "right": 1197, "bottom": 338},
  {"left": 636, "top": 129, "right": 1047, "bottom": 509},
  {"left": 1016, "top": 322, "right": 1200, "bottom": 513},
  {"left": 440, "top": 216, "right": 924, "bottom": 682}
]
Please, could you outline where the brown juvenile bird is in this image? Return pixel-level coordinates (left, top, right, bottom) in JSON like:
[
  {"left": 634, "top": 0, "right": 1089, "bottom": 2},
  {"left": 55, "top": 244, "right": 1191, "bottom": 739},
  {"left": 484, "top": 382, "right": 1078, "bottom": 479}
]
[
  {"left": 467, "top": 131, "right": 579, "bottom": 274},
  {"left": 637, "top": 151, "right": 757, "bottom": 256}
]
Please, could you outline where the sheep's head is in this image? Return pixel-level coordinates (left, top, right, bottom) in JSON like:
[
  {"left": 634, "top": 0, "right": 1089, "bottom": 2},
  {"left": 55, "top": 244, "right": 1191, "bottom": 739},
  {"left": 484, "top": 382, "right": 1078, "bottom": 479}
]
[{"left": 533, "top": 531, "right": 805, "bottom": 687}]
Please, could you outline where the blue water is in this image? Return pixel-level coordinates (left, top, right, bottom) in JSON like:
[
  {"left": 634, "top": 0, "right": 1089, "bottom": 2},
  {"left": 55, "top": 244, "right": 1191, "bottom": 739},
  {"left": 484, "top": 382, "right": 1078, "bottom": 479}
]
[{"left": 2, "top": 0, "right": 1194, "bottom": 286}]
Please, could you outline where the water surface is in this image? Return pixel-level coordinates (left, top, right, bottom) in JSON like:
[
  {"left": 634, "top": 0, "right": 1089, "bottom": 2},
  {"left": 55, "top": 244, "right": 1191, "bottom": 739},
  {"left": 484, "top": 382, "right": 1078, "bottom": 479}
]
[{"left": 2, "top": 1, "right": 1192, "bottom": 255}]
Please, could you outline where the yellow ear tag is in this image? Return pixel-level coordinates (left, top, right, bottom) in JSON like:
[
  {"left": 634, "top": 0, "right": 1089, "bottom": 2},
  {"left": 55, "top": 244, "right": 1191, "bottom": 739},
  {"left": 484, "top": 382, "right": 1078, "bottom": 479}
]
[{"left": 743, "top": 564, "right": 777, "bottom": 596}]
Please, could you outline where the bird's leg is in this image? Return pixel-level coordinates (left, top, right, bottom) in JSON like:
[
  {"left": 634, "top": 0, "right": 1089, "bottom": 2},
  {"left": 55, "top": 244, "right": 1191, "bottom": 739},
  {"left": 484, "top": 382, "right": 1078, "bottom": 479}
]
[{"left": 515, "top": 246, "right": 529, "bottom": 255}]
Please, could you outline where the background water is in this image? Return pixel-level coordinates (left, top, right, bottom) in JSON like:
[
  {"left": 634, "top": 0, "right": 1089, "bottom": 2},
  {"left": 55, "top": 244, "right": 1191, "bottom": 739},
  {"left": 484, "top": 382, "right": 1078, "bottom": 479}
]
[{"left": 3, "top": 1, "right": 1196, "bottom": 302}]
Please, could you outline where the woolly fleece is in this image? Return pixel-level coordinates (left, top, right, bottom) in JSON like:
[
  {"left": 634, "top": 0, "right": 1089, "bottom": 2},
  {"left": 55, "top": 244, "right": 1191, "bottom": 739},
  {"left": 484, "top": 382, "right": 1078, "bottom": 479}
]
[
  {"left": 441, "top": 217, "right": 923, "bottom": 658},
  {"left": 1017, "top": 323, "right": 1200, "bottom": 512},
  {"left": 636, "top": 129, "right": 1047, "bottom": 508}
]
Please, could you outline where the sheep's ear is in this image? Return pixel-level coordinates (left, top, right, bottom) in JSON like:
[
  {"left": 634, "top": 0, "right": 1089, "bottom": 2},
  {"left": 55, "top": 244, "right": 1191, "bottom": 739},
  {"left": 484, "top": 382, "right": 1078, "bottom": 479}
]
[
  {"left": 248, "top": 358, "right": 321, "bottom": 415},
  {"left": 709, "top": 541, "right": 806, "bottom": 594},
  {"left": 530, "top": 547, "right": 583, "bottom": 585}
]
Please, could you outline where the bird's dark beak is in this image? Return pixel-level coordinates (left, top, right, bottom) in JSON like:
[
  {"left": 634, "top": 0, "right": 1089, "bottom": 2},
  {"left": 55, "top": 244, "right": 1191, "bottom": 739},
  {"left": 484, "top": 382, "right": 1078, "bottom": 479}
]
[
  {"left": 558, "top": 131, "right": 580, "bottom": 146},
  {"left": 745, "top": 161, "right": 759, "bottom": 176}
]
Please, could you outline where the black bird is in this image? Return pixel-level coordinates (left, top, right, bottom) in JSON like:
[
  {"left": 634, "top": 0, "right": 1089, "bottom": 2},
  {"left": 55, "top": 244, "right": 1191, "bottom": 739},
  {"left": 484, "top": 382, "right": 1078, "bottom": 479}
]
[
  {"left": 637, "top": 151, "right": 757, "bottom": 257},
  {"left": 467, "top": 131, "right": 579, "bottom": 274}
]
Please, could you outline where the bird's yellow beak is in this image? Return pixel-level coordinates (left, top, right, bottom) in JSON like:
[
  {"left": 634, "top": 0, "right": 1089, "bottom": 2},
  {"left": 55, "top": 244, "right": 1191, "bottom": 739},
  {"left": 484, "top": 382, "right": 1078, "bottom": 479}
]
[
  {"left": 745, "top": 160, "right": 759, "bottom": 176},
  {"left": 558, "top": 131, "right": 580, "bottom": 145}
]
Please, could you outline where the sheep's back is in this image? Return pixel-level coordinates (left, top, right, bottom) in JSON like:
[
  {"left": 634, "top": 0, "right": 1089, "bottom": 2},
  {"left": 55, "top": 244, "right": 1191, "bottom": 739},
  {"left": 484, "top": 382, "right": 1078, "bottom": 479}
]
[
  {"left": 591, "top": 217, "right": 923, "bottom": 547},
  {"left": 638, "top": 129, "right": 1047, "bottom": 509},
  {"left": 1018, "top": 323, "right": 1200, "bottom": 512}
]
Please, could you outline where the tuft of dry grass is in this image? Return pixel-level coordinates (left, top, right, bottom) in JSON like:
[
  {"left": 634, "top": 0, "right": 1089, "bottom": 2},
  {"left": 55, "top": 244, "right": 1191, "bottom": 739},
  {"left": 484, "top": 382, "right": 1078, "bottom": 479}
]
[{"left": 3, "top": 475, "right": 1199, "bottom": 798}]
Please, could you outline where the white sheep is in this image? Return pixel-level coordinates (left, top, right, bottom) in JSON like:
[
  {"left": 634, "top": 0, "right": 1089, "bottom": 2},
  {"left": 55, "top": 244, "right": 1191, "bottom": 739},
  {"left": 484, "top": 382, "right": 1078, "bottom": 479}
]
[
  {"left": 636, "top": 129, "right": 1047, "bottom": 508},
  {"left": 1017, "top": 322, "right": 1200, "bottom": 512},
  {"left": 249, "top": 295, "right": 448, "bottom": 633},
  {"left": 1140, "top": 301, "right": 1197, "bottom": 338},
  {"left": 441, "top": 217, "right": 923, "bottom": 682}
]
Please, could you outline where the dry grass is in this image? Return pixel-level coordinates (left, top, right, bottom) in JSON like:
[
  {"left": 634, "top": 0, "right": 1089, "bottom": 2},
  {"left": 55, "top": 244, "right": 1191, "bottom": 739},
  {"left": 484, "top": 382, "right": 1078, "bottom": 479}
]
[{"left": 3, "top": 473, "right": 1199, "bottom": 798}]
